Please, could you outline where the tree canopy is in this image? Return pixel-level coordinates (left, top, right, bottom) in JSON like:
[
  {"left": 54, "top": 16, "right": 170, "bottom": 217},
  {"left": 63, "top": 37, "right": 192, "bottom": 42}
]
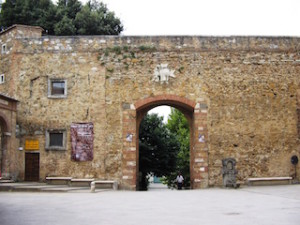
[
  {"left": 0, "top": 0, "right": 123, "bottom": 35},
  {"left": 166, "top": 108, "right": 190, "bottom": 188}
]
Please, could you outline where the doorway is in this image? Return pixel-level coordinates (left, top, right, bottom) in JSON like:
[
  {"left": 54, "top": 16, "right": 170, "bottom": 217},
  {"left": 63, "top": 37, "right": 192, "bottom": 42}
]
[
  {"left": 25, "top": 153, "right": 40, "bottom": 181},
  {"left": 138, "top": 106, "right": 191, "bottom": 190}
]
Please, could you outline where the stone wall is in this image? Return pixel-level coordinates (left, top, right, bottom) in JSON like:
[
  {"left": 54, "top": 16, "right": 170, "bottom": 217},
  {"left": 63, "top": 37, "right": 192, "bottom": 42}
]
[
  {"left": 0, "top": 25, "right": 44, "bottom": 97},
  {"left": 205, "top": 51, "right": 300, "bottom": 185},
  {"left": 0, "top": 25, "right": 299, "bottom": 188}
]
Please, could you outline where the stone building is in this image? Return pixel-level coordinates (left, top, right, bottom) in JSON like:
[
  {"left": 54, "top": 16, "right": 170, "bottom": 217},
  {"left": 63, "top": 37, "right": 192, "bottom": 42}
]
[{"left": 0, "top": 24, "right": 299, "bottom": 190}]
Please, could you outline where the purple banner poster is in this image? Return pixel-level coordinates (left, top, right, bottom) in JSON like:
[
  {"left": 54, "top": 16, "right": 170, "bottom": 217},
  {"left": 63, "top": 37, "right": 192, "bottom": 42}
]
[{"left": 71, "top": 123, "right": 94, "bottom": 161}]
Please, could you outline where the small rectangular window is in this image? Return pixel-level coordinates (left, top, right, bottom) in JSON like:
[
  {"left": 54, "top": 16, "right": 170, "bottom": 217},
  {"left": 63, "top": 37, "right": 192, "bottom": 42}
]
[
  {"left": 49, "top": 133, "right": 63, "bottom": 147},
  {"left": 46, "top": 130, "right": 66, "bottom": 150},
  {"left": 51, "top": 81, "right": 65, "bottom": 95},
  {"left": 48, "top": 79, "right": 67, "bottom": 98},
  {"left": 0, "top": 74, "right": 4, "bottom": 84},
  {"left": 1, "top": 44, "right": 6, "bottom": 54}
]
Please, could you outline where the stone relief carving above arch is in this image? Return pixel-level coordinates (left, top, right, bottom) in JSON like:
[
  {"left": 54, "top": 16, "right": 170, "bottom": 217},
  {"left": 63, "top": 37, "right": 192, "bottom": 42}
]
[{"left": 153, "top": 64, "right": 175, "bottom": 84}]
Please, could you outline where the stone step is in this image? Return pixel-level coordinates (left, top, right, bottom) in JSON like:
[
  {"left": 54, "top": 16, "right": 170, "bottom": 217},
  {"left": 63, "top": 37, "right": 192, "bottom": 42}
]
[{"left": 0, "top": 182, "right": 90, "bottom": 192}]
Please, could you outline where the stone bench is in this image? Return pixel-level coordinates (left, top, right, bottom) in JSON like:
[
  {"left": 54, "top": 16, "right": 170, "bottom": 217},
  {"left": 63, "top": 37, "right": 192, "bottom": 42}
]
[
  {"left": 70, "top": 178, "right": 94, "bottom": 187},
  {"left": 0, "top": 178, "right": 14, "bottom": 183},
  {"left": 247, "top": 177, "right": 292, "bottom": 186},
  {"left": 46, "top": 177, "right": 72, "bottom": 185},
  {"left": 91, "top": 180, "right": 118, "bottom": 192}
]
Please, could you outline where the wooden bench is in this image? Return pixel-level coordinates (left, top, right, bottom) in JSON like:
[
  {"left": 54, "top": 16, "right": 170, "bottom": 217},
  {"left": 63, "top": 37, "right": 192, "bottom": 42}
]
[
  {"left": 70, "top": 178, "right": 94, "bottom": 187},
  {"left": 91, "top": 180, "right": 118, "bottom": 192},
  {"left": 247, "top": 177, "right": 292, "bottom": 186},
  {"left": 46, "top": 177, "right": 72, "bottom": 185}
]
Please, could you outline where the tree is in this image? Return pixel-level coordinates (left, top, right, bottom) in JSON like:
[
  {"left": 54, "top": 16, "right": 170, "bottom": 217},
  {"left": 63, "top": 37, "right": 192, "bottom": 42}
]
[
  {"left": 55, "top": 0, "right": 82, "bottom": 35},
  {"left": 139, "top": 114, "right": 179, "bottom": 190},
  {"left": 165, "top": 108, "right": 190, "bottom": 188},
  {"left": 35, "top": 0, "right": 58, "bottom": 34},
  {"left": 0, "top": 0, "right": 57, "bottom": 34},
  {"left": 0, "top": 0, "right": 25, "bottom": 27},
  {"left": 0, "top": 0, "right": 123, "bottom": 35},
  {"left": 54, "top": 15, "right": 76, "bottom": 35},
  {"left": 57, "top": 0, "right": 82, "bottom": 21},
  {"left": 75, "top": 1, "right": 123, "bottom": 35}
]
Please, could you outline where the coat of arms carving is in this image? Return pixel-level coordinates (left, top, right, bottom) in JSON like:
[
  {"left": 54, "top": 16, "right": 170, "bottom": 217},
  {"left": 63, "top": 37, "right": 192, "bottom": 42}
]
[{"left": 153, "top": 64, "right": 175, "bottom": 84}]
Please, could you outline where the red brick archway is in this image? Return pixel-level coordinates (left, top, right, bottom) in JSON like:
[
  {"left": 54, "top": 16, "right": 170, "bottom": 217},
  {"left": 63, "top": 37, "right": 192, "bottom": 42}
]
[{"left": 122, "top": 95, "right": 209, "bottom": 190}]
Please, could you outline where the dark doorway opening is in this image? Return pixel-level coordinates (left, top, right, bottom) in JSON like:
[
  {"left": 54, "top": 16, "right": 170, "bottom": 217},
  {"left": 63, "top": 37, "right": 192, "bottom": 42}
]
[{"left": 25, "top": 153, "right": 40, "bottom": 181}]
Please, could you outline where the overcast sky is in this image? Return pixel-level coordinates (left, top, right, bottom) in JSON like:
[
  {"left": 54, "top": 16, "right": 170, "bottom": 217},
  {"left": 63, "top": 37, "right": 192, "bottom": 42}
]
[
  {"left": 81, "top": 0, "right": 300, "bottom": 36},
  {"left": 78, "top": 0, "right": 300, "bottom": 120}
]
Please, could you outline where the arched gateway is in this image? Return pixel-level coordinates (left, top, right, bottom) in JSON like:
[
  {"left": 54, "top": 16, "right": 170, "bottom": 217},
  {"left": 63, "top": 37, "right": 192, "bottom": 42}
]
[{"left": 122, "top": 95, "right": 208, "bottom": 190}]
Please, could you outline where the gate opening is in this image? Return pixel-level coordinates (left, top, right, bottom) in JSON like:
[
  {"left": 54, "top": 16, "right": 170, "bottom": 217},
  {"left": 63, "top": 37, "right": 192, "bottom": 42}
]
[
  {"left": 138, "top": 106, "right": 191, "bottom": 190},
  {"left": 122, "top": 95, "right": 208, "bottom": 190}
]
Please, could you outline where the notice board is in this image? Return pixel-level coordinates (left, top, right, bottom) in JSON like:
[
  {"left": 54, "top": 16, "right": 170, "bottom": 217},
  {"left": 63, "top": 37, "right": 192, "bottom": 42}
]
[
  {"left": 70, "top": 123, "right": 94, "bottom": 161},
  {"left": 25, "top": 139, "right": 39, "bottom": 151}
]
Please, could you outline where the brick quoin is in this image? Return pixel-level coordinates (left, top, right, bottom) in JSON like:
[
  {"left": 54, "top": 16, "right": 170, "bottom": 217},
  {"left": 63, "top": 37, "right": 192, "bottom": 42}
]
[{"left": 122, "top": 94, "right": 208, "bottom": 190}]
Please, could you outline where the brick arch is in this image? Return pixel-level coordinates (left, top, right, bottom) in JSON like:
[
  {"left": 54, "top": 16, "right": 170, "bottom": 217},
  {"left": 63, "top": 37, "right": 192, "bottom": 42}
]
[
  {"left": 135, "top": 94, "right": 196, "bottom": 111},
  {"left": 121, "top": 95, "right": 209, "bottom": 190},
  {"left": 135, "top": 95, "right": 196, "bottom": 130}
]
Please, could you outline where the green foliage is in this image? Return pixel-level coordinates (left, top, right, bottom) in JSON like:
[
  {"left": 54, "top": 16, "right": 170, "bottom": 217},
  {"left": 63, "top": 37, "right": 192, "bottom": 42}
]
[
  {"left": 178, "top": 66, "right": 185, "bottom": 73},
  {"left": 0, "top": 0, "right": 57, "bottom": 34},
  {"left": 111, "top": 46, "right": 122, "bottom": 54},
  {"left": 139, "top": 114, "right": 180, "bottom": 190},
  {"left": 165, "top": 108, "right": 190, "bottom": 188},
  {"left": 54, "top": 15, "right": 76, "bottom": 35},
  {"left": 0, "top": 0, "right": 123, "bottom": 35},
  {"left": 57, "top": 0, "right": 82, "bottom": 21},
  {"left": 74, "top": 1, "right": 122, "bottom": 35},
  {"left": 138, "top": 45, "right": 156, "bottom": 52}
]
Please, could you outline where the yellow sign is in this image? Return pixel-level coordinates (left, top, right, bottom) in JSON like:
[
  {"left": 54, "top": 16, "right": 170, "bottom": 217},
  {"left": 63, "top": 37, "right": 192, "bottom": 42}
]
[{"left": 25, "top": 139, "right": 39, "bottom": 150}]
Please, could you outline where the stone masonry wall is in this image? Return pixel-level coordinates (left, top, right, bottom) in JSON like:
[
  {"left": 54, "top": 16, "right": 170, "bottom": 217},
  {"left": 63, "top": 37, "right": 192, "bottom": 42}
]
[
  {"left": 0, "top": 25, "right": 43, "bottom": 97},
  {"left": 1, "top": 26, "right": 300, "bottom": 188},
  {"left": 205, "top": 51, "right": 300, "bottom": 185}
]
